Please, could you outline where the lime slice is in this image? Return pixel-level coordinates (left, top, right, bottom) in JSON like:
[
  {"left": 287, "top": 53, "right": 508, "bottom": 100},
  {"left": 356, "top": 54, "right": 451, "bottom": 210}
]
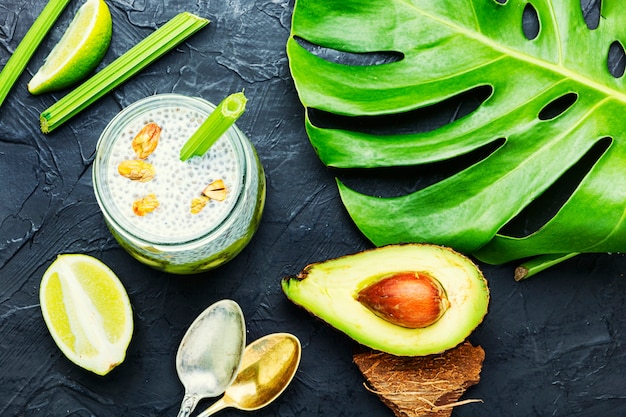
[
  {"left": 39, "top": 254, "right": 134, "bottom": 376},
  {"left": 28, "top": 0, "right": 112, "bottom": 95}
]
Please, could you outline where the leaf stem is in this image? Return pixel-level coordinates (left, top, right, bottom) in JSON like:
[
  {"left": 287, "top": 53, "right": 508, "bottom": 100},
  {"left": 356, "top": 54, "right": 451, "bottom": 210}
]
[
  {"left": 0, "top": 0, "right": 72, "bottom": 108},
  {"left": 179, "top": 91, "right": 247, "bottom": 161},
  {"left": 514, "top": 252, "right": 580, "bottom": 281},
  {"left": 40, "top": 12, "right": 210, "bottom": 133}
]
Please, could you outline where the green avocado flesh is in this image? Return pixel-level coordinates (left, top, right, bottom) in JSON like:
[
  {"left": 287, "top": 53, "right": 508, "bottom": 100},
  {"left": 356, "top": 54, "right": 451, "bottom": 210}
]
[{"left": 281, "top": 244, "right": 489, "bottom": 356}]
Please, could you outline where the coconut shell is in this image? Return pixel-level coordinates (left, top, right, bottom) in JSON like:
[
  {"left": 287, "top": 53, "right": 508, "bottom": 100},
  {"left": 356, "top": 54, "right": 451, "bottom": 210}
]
[{"left": 353, "top": 342, "right": 485, "bottom": 417}]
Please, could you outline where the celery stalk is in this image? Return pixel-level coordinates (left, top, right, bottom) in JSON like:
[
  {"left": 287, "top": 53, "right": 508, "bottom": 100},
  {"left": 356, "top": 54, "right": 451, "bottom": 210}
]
[
  {"left": 0, "top": 0, "right": 72, "bottom": 108},
  {"left": 40, "top": 12, "right": 209, "bottom": 133},
  {"left": 179, "top": 91, "right": 247, "bottom": 161}
]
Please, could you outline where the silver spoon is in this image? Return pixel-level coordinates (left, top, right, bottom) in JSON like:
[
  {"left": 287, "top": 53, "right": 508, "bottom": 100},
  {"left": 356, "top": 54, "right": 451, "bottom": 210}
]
[
  {"left": 175, "top": 299, "right": 246, "bottom": 417},
  {"left": 196, "top": 332, "right": 301, "bottom": 417}
]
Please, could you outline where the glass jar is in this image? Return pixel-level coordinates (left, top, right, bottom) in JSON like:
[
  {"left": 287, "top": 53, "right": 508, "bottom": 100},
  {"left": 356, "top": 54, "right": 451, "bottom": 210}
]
[{"left": 93, "top": 94, "right": 265, "bottom": 274}]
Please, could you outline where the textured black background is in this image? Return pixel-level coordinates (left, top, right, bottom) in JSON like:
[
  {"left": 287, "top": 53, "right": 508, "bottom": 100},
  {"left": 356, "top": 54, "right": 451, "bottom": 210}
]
[{"left": 1, "top": 1, "right": 625, "bottom": 416}]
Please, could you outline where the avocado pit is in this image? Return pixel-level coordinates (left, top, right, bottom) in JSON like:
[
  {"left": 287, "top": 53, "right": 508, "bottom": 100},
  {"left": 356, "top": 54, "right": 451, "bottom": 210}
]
[{"left": 356, "top": 271, "right": 450, "bottom": 329}]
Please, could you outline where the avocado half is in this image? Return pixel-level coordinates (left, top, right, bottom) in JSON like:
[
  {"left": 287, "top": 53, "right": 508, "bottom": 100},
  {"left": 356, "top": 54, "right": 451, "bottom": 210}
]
[{"left": 281, "top": 244, "right": 489, "bottom": 356}]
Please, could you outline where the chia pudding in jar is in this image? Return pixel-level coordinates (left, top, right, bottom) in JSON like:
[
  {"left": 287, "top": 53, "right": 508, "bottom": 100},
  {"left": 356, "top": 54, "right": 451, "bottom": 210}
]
[{"left": 93, "top": 94, "right": 265, "bottom": 274}]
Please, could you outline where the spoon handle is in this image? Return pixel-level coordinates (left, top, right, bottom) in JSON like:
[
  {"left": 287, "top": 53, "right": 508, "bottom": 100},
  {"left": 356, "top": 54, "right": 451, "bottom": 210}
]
[
  {"left": 195, "top": 398, "right": 230, "bottom": 417},
  {"left": 176, "top": 394, "right": 199, "bottom": 417}
]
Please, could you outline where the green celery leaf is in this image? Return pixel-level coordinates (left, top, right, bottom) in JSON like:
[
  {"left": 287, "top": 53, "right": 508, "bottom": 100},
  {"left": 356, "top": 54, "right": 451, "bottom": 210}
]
[{"left": 287, "top": 0, "right": 626, "bottom": 265}]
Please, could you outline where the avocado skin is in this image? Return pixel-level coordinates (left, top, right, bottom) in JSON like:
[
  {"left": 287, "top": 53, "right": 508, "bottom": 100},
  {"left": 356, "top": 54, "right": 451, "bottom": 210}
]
[{"left": 281, "top": 244, "right": 490, "bottom": 356}]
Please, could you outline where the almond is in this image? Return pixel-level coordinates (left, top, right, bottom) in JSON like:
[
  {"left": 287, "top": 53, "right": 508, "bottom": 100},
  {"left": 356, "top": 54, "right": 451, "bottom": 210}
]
[
  {"left": 202, "top": 179, "right": 227, "bottom": 201},
  {"left": 132, "top": 193, "right": 159, "bottom": 216},
  {"left": 117, "top": 159, "right": 155, "bottom": 182},
  {"left": 190, "top": 196, "right": 210, "bottom": 214},
  {"left": 132, "top": 122, "right": 161, "bottom": 159}
]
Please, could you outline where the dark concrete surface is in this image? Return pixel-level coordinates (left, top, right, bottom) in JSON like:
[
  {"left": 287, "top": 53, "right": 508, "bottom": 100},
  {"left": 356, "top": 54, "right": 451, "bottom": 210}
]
[{"left": 1, "top": 1, "right": 625, "bottom": 416}]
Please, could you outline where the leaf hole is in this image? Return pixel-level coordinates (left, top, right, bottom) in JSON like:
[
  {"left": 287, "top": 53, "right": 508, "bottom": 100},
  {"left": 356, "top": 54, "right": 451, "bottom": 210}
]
[
  {"left": 522, "top": 3, "right": 540, "bottom": 40},
  {"left": 336, "top": 138, "right": 506, "bottom": 198},
  {"left": 580, "top": 0, "right": 601, "bottom": 30},
  {"left": 294, "top": 36, "right": 404, "bottom": 66},
  {"left": 608, "top": 41, "right": 626, "bottom": 78},
  {"left": 538, "top": 93, "right": 578, "bottom": 120},
  {"left": 493, "top": 0, "right": 508, "bottom": 5},
  {"left": 499, "top": 137, "right": 612, "bottom": 238},
  {"left": 308, "top": 85, "right": 493, "bottom": 136}
]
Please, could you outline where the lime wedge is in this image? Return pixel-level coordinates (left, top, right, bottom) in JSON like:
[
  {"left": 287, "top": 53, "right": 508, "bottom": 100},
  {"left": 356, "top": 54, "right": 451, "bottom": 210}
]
[
  {"left": 28, "top": 0, "right": 112, "bottom": 95},
  {"left": 39, "top": 254, "right": 134, "bottom": 376}
]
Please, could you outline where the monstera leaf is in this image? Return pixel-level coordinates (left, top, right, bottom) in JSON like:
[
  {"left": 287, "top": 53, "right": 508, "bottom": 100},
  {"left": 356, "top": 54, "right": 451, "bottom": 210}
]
[{"left": 287, "top": 0, "right": 626, "bottom": 271}]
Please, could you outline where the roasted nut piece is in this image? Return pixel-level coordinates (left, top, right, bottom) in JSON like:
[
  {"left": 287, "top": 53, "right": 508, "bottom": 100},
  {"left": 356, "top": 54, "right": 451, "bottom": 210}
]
[
  {"left": 132, "top": 193, "right": 159, "bottom": 216},
  {"left": 357, "top": 271, "right": 450, "bottom": 329},
  {"left": 202, "top": 179, "right": 227, "bottom": 201},
  {"left": 190, "top": 196, "right": 210, "bottom": 214},
  {"left": 118, "top": 159, "right": 156, "bottom": 182},
  {"left": 132, "top": 122, "right": 161, "bottom": 159}
]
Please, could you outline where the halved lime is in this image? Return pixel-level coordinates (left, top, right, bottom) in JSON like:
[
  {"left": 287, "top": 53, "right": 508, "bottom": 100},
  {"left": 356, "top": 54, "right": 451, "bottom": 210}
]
[
  {"left": 39, "top": 254, "right": 134, "bottom": 376},
  {"left": 28, "top": 0, "right": 112, "bottom": 95}
]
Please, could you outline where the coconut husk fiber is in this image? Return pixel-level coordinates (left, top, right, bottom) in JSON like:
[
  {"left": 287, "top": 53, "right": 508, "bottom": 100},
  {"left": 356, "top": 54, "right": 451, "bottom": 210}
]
[{"left": 353, "top": 342, "right": 485, "bottom": 417}]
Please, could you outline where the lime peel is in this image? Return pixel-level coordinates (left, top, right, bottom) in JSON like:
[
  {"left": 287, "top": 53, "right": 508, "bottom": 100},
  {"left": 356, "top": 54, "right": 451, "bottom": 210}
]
[
  {"left": 179, "top": 91, "right": 248, "bottom": 161},
  {"left": 40, "top": 254, "right": 134, "bottom": 376}
]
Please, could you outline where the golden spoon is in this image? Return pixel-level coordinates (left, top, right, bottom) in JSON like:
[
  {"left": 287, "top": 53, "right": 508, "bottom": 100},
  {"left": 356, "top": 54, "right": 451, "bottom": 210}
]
[{"left": 195, "top": 332, "right": 301, "bottom": 417}]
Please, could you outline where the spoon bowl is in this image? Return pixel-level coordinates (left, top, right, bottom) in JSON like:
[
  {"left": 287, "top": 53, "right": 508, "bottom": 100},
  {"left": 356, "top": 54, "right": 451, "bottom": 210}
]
[
  {"left": 196, "top": 332, "right": 302, "bottom": 417},
  {"left": 175, "top": 299, "right": 246, "bottom": 417}
]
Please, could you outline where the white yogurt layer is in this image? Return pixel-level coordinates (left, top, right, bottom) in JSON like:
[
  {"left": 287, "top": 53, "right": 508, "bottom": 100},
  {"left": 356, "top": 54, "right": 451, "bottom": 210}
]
[{"left": 105, "top": 105, "right": 241, "bottom": 242}]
